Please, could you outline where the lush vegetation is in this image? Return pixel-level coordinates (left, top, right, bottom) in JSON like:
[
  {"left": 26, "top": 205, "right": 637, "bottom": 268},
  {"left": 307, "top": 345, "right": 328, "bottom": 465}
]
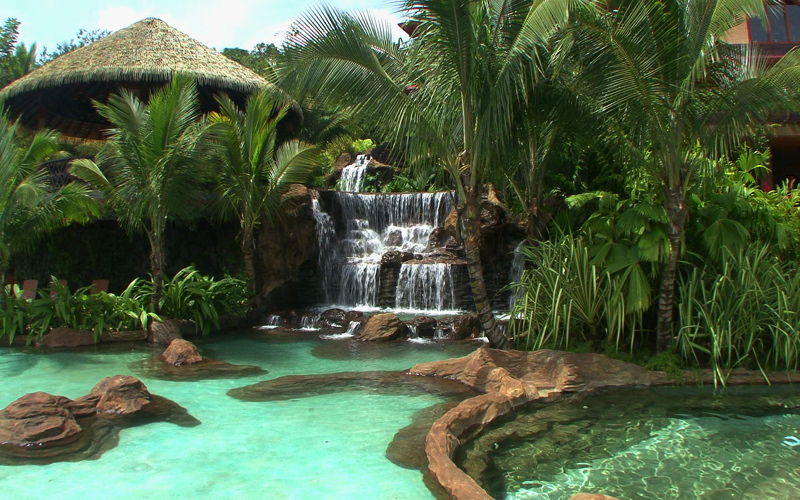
[
  {"left": 2, "top": 1, "right": 800, "bottom": 384},
  {"left": 0, "top": 267, "right": 247, "bottom": 344}
]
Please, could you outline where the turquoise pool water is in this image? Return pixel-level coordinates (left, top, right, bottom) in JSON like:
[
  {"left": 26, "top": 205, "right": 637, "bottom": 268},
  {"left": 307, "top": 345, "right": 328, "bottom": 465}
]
[
  {"left": 460, "top": 386, "right": 800, "bottom": 500},
  {"left": 0, "top": 332, "right": 477, "bottom": 500}
]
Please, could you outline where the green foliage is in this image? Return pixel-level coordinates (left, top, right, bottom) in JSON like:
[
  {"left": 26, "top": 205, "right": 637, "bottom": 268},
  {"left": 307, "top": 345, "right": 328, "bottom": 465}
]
[
  {"left": 0, "top": 116, "right": 98, "bottom": 278},
  {"left": 676, "top": 246, "right": 800, "bottom": 386},
  {"left": 0, "top": 267, "right": 247, "bottom": 344},
  {"left": 0, "top": 280, "right": 158, "bottom": 344},
  {"left": 39, "top": 28, "right": 109, "bottom": 63},
  {"left": 350, "top": 138, "right": 374, "bottom": 154},
  {"left": 124, "top": 266, "right": 248, "bottom": 336},
  {"left": 509, "top": 234, "right": 645, "bottom": 353}
]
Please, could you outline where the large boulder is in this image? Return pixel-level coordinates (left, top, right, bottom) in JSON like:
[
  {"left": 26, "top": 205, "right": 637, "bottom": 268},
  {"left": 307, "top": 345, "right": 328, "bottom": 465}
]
[
  {"left": 37, "top": 328, "right": 95, "bottom": 348},
  {"left": 448, "top": 313, "right": 481, "bottom": 340},
  {"left": 0, "top": 393, "right": 83, "bottom": 452},
  {"left": 147, "top": 319, "right": 183, "bottom": 345},
  {"left": 0, "top": 376, "right": 197, "bottom": 464},
  {"left": 89, "top": 375, "right": 152, "bottom": 417},
  {"left": 357, "top": 313, "right": 409, "bottom": 341},
  {"left": 161, "top": 339, "right": 203, "bottom": 366},
  {"left": 412, "top": 316, "right": 438, "bottom": 338}
]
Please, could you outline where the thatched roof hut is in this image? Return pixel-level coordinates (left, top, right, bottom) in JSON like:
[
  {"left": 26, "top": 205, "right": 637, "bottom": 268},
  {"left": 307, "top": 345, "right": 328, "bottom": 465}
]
[{"left": 0, "top": 18, "right": 270, "bottom": 139}]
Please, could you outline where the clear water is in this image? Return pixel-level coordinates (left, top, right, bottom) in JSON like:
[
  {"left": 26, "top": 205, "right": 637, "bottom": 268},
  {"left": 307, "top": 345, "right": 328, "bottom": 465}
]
[
  {"left": 461, "top": 386, "right": 800, "bottom": 500},
  {"left": 0, "top": 333, "right": 477, "bottom": 500}
]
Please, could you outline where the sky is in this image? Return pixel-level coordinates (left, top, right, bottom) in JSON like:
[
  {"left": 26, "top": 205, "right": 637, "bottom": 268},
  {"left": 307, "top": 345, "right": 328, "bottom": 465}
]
[{"left": 1, "top": 0, "right": 408, "bottom": 53}]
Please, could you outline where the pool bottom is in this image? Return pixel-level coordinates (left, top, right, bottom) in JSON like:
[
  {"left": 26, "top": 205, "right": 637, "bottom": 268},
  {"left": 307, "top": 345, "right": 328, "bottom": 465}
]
[
  {"left": 457, "top": 386, "right": 800, "bottom": 499},
  {"left": 0, "top": 333, "right": 477, "bottom": 500}
]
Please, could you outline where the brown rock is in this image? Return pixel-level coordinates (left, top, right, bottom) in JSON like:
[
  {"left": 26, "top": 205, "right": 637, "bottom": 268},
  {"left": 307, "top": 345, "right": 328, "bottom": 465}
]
[
  {"left": 37, "top": 328, "right": 95, "bottom": 348},
  {"left": 254, "top": 186, "right": 318, "bottom": 310},
  {"left": 147, "top": 319, "right": 183, "bottom": 345},
  {"left": 0, "top": 393, "right": 83, "bottom": 451},
  {"left": 381, "top": 250, "right": 415, "bottom": 266},
  {"left": 449, "top": 313, "right": 481, "bottom": 340},
  {"left": 357, "top": 313, "right": 409, "bottom": 341},
  {"left": 426, "top": 227, "right": 448, "bottom": 250},
  {"left": 444, "top": 209, "right": 460, "bottom": 239},
  {"left": 99, "top": 330, "right": 147, "bottom": 342},
  {"left": 412, "top": 316, "right": 438, "bottom": 338},
  {"left": 90, "top": 376, "right": 152, "bottom": 417},
  {"left": 161, "top": 339, "right": 203, "bottom": 366}
]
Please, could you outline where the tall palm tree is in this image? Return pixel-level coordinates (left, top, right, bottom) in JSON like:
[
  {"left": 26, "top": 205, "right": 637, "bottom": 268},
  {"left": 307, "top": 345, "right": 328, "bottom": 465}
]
[
  {"left": 568, "top": 0, "right": 800, "bottom": 350},
  {"left": 0, "top": 116, "right": 96, "bottom": 283},
  {"left": 71, "top": 76, "right": 215, "bottom": 307},
  {"left": 281, "top": 0, "right": 585, "bottom": 348},
  {"left": 3, "top": 42, "right": 37, "bottom": 83},
  {"left": 209, "top": 90, "right": 318, "bottom": 295}
]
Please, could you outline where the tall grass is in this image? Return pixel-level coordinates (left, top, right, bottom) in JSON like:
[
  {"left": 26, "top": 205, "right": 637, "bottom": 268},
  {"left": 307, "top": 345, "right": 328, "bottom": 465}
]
[
  {"left": 509, "top": 235, "right": 643, "bottom": 351},
  {"left": 676, "top": 245, "right": 800, "bottom": 385}
]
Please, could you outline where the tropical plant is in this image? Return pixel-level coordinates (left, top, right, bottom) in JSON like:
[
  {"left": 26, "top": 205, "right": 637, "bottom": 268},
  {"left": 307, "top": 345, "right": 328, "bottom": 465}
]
[
  {"left": 71, "top": 76, "right": 216, "bottom": 308},
  {"left": 124, "top": 266, "right": 248, "bottom": 335},
  {"left": 281, "top": 0, "right": 587, "bottom": 348},
  {"left": 676, "top": 245, "right": 800, "bottom": 386},
  {"left": 0, "top": 117, "right": 97, "bottom": 283},
  {"left": 2, "top": 42, "right": 37, "bottom": 83},
  {"left": 567, "top": 0, "right": 800, "bottom": 350},
  {"left": 509, "top": 234, "right": 645, "bottom": 353},
  {"left": 209, "top": 90, "right": 318, "bottom": 294}
]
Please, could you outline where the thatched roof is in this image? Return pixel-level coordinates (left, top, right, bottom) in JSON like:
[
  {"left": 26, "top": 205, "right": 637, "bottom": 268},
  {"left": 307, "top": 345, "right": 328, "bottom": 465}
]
[{"left": 0, "top": 18, "right": 270, "bottom": 139}]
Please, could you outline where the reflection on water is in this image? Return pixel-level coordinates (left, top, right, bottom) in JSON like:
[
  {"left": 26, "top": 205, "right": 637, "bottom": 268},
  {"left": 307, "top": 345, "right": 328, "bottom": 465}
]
[{"left": 458, "top": 386, "right": 800, "bottom": 499}]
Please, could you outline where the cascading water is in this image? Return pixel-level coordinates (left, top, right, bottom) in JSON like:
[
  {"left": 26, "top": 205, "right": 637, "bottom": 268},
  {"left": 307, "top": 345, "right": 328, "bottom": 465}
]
[
  {"left": 507, "top": 241, "right": 526, "bottom": 310},
  {"left": 312, "top": 190, "right": 460, "bottom": 311},
  {"left": 338, "top": 154, "right": 370, "bottom": 192},
  {"left": 395, "top": 263, "right": 456, "bottom": 311}
]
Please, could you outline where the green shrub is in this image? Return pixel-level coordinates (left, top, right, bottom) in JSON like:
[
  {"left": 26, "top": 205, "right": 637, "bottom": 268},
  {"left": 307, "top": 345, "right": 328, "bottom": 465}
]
[
  {"left": 350, "top": 138, "right": 374, "bottom": 153},
  {"left": 676, "top": 245, "right": 800, "bottom": 385},
  {"left": 124, "top": 266, "right": 248, "bottom": 335}
]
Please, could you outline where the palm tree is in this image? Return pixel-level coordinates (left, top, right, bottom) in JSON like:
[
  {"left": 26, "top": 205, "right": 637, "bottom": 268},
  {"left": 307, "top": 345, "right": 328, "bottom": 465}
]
[
  {"left": 209, "top": 90, "right": 318, "bottom": 295},
  {"left": 0, "top": 116, "right": 97, "bottom": 283},
  {"left": 71, "top": 76, "right": 215, "bottom": 307},
  {"left": 280, "top": 0, "right": 585, "bottom": 348},
  {"left": 568, "top": 0, "right": 800, "bottom": 350},
  {"left": 3, "top": 42, "right": 37, "bottom": 83}
]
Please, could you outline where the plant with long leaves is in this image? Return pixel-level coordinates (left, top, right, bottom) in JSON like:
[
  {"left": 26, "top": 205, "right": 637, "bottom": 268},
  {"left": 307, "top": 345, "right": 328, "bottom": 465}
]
[
  {"left": 71, "top": 76, "right": 216, "bottom": 309},
  {"left": 565, "top": 0, "right": 800, "bottom": 350},
  {"left": 280, "top": 0, "right": 590, "bottom": 348},
  {"left": 0, "top": 117, "right": 97, "bottom": 283},
  {"left": 209, "top": 90, "right": 318, "bottom": 294}
]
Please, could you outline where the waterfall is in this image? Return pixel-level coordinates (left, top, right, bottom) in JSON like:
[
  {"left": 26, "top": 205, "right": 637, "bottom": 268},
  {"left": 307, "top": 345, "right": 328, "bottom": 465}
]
[
  {"left": 256, "top": 314, "right": 283, "bottom": 330},
  {"left": 508, "top": 241, "right": 526, "bottom": 310},
  {"left": 395, "top": 263, "right": 456, "bottom": 311},
  {"left": 338, "top": 154, "right": 369, "bottom": 192},
  {"left": 312, "top": 190, "right": 460, "bottom": 311},
  {"left": 312, "top": 199, "right": 337, "bottom": 303}
]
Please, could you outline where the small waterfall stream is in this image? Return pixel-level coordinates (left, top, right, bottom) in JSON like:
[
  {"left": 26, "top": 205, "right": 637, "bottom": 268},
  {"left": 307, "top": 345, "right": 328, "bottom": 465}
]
[
  {"left": 507, "top": 241, "right": 526, "bottom": 310},
  {"left": 338, "top": 155, "right": 370, "bottom": 192},
  {"left": 312, "top": 190, "right": 462, "bottom": 312}
]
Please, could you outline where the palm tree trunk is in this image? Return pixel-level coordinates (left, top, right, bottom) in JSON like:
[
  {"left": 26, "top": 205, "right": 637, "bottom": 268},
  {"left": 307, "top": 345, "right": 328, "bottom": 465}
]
[
  {"left": 461, "top": 187, "right": 511, "bottom": 349},
  {"left": 241, "top": 228, "right": 257, "bottom": 297},
  {"left": 147, "top": 228, "right": 166, "bottom": 312},
  {"left": 656, "top": 189, "right": 687, "bottom": 351}
]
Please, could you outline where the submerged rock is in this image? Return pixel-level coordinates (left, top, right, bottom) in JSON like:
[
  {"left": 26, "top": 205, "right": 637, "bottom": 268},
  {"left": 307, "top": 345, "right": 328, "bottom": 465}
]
[
  {"left": 357, "top": 313, "right": 409, "bottom": 341},
  {"left": 130, "top": 340, "right": 265, "bottom": 381},
  {"left": 0, "top": 375, "right": 198, "bottom": 464},
  {"left": 228, "top": 370, "right": 474, "bottom": 402}
]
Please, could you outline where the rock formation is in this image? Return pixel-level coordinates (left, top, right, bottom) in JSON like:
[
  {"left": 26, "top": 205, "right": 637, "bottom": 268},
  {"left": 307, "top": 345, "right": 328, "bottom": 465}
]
[
  {"left": 0, "top": 375, "right": 198, "bottom": 464},
  {"left": 357, "top": 313, "right": 409, "bottom": 341}
]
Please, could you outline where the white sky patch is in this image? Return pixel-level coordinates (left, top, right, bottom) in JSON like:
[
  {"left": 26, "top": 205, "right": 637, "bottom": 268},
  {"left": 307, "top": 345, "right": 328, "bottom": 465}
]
[{"left": 97, "top": 6, "right": 153, "bottom": 32}]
